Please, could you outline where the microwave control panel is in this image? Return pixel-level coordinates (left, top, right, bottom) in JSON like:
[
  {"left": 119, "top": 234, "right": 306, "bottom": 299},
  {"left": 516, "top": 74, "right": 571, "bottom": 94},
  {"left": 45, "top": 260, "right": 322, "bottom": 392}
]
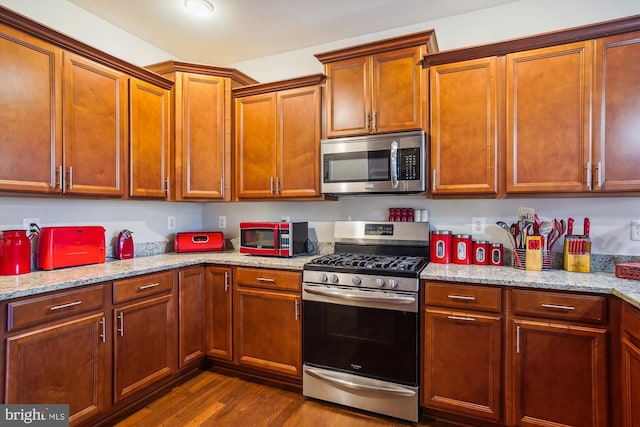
[
  {"left": 398, "top": 148, "right": 420, "bottom": 180},
  {"left": 279, "top": 229, "right": 290, "bottom": 249}
]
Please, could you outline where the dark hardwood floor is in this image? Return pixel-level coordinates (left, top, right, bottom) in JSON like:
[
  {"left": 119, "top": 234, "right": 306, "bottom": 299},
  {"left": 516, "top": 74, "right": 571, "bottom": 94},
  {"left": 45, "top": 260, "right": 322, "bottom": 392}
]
[{"left": 114, "top": 369, "right": 438, "bottom": 427}]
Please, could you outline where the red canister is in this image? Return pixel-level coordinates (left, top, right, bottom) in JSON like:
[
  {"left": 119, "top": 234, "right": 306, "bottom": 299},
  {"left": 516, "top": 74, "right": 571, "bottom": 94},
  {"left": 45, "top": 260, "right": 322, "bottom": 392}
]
[
  {"left": 453, "top": 234, "right": 472, "bottom": 264},
  {"left": 473, "top": 240, "right": 490, "bottom": 265},
  {"left": 0, "top": 230, "right": 32, "bottom": 275},
  {"left": 430, "top": 230, "right": 452, "bottom": 264},
  {"left": 489, "top": 243, "right": 504, "bottom": 266}
]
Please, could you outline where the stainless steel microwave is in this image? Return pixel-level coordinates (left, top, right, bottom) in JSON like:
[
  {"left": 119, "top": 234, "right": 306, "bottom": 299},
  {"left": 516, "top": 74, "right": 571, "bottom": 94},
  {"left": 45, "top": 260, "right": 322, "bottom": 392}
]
[{"left": 321, "top": 131, "right": 426, "bottom": 195}]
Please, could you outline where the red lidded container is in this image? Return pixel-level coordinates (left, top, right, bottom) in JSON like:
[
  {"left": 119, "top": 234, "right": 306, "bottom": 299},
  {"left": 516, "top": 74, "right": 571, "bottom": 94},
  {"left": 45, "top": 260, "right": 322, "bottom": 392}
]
[
  {"left": 430, "top": 230, "right": 452, "bottom": 264},
  {"left": 489, "top": 243, "right": 504, "bottom": 266},
  {"left": 0, "top": 230, "right": 31, "bottom": 275},
  {"left": 452, "top": 234, "right": 472, "bottom": 264},
  {"left": 473, "top": 240, "right": 490, "bottom": 265}
]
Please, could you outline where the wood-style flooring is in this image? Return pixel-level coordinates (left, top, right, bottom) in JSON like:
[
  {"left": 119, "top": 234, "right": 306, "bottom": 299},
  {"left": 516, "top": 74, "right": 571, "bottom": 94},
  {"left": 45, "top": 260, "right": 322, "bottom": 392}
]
[{"left": 114, "top": 369, "right": 438, "bottom": 427}]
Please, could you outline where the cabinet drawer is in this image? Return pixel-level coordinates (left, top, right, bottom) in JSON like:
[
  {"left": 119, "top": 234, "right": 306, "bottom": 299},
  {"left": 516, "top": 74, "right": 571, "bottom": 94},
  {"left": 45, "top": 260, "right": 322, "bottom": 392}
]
[
  {"left": 623, "top": 303, "right": 640, "bottom": 341},
  {"left": 7, "top": 284, "right": 105, "bottom": 332},
  {"left": 511, "top": 289, "right": 606, "bottom": 323},
  {"left": 425, "top": 281, "right": 502, "bottom": 313},
  {"left": 114, "top": 271, "right": 174, "bottom": 304},
  {"left": 235, "top": 267, "right": 301, "bottom": 291}
]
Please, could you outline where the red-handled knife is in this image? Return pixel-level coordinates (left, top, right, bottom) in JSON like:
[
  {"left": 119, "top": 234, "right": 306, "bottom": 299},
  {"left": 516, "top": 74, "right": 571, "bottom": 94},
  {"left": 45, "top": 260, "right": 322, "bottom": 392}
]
[
  {"left": 567, "top": 217, "right": 575, "bottom": 235},
  {"left": 584, "top": 217, "right": 590, "bottom": 237}
]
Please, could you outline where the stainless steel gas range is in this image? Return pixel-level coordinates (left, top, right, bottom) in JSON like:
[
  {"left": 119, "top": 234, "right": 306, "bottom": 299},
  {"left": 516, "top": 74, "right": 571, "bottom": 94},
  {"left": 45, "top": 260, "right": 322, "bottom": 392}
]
[{"left": 302, "top": 220, "right": 430, "bottom": 423}]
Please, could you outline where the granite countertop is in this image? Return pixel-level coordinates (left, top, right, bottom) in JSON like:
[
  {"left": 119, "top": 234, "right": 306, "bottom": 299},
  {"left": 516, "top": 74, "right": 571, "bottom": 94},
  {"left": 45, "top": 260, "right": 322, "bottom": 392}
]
[{"left": 1, "top": 252, "right": 639, "bottom": 310}]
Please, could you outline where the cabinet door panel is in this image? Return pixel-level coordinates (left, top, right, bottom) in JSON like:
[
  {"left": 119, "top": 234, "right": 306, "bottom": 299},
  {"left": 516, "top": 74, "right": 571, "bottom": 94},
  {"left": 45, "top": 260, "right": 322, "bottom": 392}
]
[
  {"left": 205, "top": 267, "right": 233, "bottom": 361},
  {"left": 511, "top": 319, "right": 607, "bottom": 427},
  {"left": 130, "top": 78, "right": 169, "bottom": 198},
  {"left": 235, "top": 93, "right": 277, "bottom": 198},
  {"left": 63, "top": 52, "right": 127, "bottom": 196},
  {"left": 373, "top": 47, "right": 423, "bottom": 133},
  {"left": 430, "top": 57, "right": 498, "bottom": 194},
  {"left": 423, "top": 309, "right": 502, "bottom": 422},
  {"left": 593, "top": 31, "right": 640, "bottom": 191},
  {"left": 5, "top": 313, "right": 108, "bottom": 425},
  {"left": 179, "top": 267, "right": 204, "bottom": 368},
  {"left": 622, "top": 337, "right": 640, "bottom": 427},
  {"left": 0, "top": 25, "right": 62, "bottom": 193},
  {"left": 506, "top": 42, "right": 592, "bottom": 193},
  {"left": 325, "top": 56, "right": 370, "bottom": 137}
]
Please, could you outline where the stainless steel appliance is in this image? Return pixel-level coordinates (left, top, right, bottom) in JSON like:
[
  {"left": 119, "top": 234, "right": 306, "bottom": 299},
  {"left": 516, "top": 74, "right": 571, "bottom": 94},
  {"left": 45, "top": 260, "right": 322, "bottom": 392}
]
[
  {"left": 302, "top": 220, "right": 429, "bottom": 422},
  {"left": 321, "top": 131, "right": 426, "bottom": 195}
]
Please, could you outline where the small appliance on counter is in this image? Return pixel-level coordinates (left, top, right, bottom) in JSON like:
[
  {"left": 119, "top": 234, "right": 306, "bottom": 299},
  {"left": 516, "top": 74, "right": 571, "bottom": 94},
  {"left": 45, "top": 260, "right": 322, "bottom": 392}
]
[
  {"left": 116, "top": 229, "right": 134, "bottom": 260},
  {"left": 239, "top": 222, "right": 308, "bottom": 257},
  {"left": 38, "top": 226, "right": 106, "bottom": 271},
  {"left": 174, "top": 231, "right": 225, "bottom": 253},
  {"left": 0, "top": 230, "right": 33, "bottom": 275}
]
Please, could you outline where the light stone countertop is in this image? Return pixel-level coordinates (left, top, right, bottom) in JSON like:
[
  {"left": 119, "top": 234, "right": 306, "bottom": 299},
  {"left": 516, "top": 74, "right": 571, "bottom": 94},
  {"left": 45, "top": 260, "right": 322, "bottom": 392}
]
[{"left": 1, "top": 252, "right": 639, "bottom": 310}]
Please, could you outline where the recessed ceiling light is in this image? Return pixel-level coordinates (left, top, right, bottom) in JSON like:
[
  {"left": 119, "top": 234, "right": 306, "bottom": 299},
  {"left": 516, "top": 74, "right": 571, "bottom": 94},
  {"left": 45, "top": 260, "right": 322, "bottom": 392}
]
[{"left": 184, "top": 0, "right": 214, "bottom": 15}]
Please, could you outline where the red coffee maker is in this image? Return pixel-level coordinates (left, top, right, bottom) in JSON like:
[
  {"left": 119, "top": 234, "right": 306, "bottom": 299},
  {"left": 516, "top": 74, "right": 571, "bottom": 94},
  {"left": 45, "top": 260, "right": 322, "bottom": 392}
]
[{"left": 0, "top": 230, "right": 32, "bottom": 275}]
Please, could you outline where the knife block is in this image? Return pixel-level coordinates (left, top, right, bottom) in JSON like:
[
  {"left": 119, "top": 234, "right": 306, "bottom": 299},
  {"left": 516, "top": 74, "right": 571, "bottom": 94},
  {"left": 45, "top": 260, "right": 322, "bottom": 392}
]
[{"left": 563, "top": 236, "right": 591, "bottom": 273}]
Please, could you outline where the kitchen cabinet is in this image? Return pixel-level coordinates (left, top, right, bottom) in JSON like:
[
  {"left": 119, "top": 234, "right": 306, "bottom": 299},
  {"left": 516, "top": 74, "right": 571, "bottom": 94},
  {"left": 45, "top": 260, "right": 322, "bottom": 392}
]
[
  {"left": 234, "top": 75, "right": 324, "bottom": 199},
  {"left": 113, "top": 271, "right": 176, "bottom": 403},
  {"left": 0, "top": 23, "right": 62, "bottom": 194},
  {"left": 4, "top": 284, "right": 110, "bottom": 426},
  {"left": 423, "top": 282, "right": 503, "bottom": 422},
  {"left": 62, "top": 52, "right": 128, "bottom": 196},
  {"left": 234, "top": 267, "right": 302, "bottom": 380},
  {"left": 592, "top": 30, "right": 640, "bottom": 192},
  {"left": 178, "top": 266, "right": 205, "bottom": 368},
  {"left": 129, "top": 77, "right": 171, "bottom": 198},
  {"left": 622, "top": 303, "right": 640, "bottom": 426},
  {"left": 507, "top": 289, "right": 608, "bottom": 427},
  {"left": 429, "top": 56, "right": 500, "bottom": 195},
  {"left": 316, "top": 31, "right": 437, "bottom": 138},
  {"left": 145, "top": 61, "right": 257, "bottom": 201},
  {"left": 205, "top": 266, "right": 233, "bottom": 361}
]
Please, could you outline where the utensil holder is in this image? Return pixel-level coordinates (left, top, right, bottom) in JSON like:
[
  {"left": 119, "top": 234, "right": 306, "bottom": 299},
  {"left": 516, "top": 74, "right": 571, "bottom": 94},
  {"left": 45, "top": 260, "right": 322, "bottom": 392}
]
[{"left": 513, "top": 248, "right": 551, "bottom": 271}]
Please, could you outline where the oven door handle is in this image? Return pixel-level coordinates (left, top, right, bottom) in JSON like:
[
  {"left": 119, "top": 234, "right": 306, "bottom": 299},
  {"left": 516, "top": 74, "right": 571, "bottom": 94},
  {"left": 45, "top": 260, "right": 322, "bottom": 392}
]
[
  {"left": 305, "top": 367, "right": 416, "bottom": 397},
  {"left": 303, "top": 287, "right": 415, "bottom": 305}
]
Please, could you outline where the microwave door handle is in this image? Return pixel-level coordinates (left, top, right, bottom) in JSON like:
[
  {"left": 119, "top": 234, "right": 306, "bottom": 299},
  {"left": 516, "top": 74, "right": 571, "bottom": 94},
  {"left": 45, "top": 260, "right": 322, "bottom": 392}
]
[{"left": 390, "top": 140, "right": 399, "bottom": 188}]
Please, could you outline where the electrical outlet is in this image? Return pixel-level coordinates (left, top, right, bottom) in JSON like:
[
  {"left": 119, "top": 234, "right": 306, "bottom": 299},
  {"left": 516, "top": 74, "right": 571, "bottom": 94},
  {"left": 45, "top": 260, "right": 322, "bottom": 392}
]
[
  {"left": 22, "top": 218, "right": 40, "bottom": 233},
  {"left": 167, "top": 216, "right": 176, "bottom": 230},
  {"left": 472, "top": 217, "right": 486, "bottom": 234},
  {"left": 631, "top": 220, "right": 640, "bottom": 241},
  {"left": 218, "top": 216, "right": 227, "bottom": 229},
  {"left": 281, "top": 216, "right": 290, "bottom": 222}
]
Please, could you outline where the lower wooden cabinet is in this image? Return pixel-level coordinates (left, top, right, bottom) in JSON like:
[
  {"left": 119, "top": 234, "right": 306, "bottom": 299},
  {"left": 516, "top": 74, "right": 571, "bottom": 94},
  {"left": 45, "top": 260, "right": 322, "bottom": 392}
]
[
  {"left": 205, "top": 266, "right": 233, "bottom": 361},
  {"left": 178, "top": 266, "right": 205, "bottom": 368},
  {"left": 622, "top": 303, "right": 640, "bottom": 427}
]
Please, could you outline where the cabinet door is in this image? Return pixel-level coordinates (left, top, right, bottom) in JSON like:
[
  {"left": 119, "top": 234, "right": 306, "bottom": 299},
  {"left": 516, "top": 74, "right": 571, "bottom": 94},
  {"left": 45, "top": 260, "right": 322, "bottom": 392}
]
[
  {"left": 176, "top": 73, "right": 228, "bottom": 200},
  {"left": 622, "top": 337, "right": 640, "bottom": 427},
  {"left": 510, "top": 319, "right": 607, "bottom": 427},
  {"left": 276, "top": 85, "right": 322, "bottom": 198},
  {"left": 62, "top": 52, "right": 128, "bottom": 196},
  {"left": 593, "top": 31, "right": 640, "bottom": 192},
  {"left": 423, "top": 308, "right": 502, "bottom": 422},
  {"left": 430, "top": 57, "right": 498, "bottom": 195},
  {"left": 234, "top": 287, "right": 301, "bottom": 378},
  {"left": 324, "top": 56, "right": 370, "bottom": 137},
  {"left": 114, "top": 293, "right": 175, "bottom": 403},
  {"left": 178, "top": 266, "right": 204, "bottom": 368},
  {"left": 235, "top": 93, "right": 277, "bottom": 198},
  {"left": 0, "top": 24, "right": 62, "bottom": 193},
  {"left": 506, "top": 42, "right": 592, "bottom": 193},
  {"left": 5, "top": 313, "right": 108, "bottom": 425},
  {"left": 129, "top": 78, "right": 170, "bottom": 198},
  {"left": 372, "top": 46, "right": 423, "bottom": 134},
  {"left": 205, "top": 266, "right": 233, "bottom": 361}
]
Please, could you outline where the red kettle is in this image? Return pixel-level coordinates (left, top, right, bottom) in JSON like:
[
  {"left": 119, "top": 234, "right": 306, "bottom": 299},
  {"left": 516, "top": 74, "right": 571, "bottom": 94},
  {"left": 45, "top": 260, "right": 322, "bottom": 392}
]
[{"left": 0, "top": 230, "right": 32, "bottom": 275}]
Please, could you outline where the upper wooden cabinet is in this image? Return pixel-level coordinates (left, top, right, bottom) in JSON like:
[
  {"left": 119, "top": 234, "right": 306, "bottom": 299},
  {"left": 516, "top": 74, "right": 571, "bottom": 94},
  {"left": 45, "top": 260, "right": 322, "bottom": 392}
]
[
  {"left": 234, "top": 74, "right": 325, "bottom": 200},
  {"left": 316, "top": 31, "right": 437, "bottom": 138},
  {"left": 145, "top": 61, "right": 257, "bottom": 201},
  {"left": 429, "top": 56, "right": 499, "bottom": 195}
]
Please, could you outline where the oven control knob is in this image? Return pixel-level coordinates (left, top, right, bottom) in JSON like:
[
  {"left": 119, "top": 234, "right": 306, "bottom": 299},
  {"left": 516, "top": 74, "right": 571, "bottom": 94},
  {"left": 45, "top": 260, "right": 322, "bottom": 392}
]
[
  {"left": 389, "top": 279, "right": 398, "bottom": 289},
  {"left": 376, "top": 278, "right": 385, "bottom": 288},
  {"left": 319, "top": 273, "right": 328, "bottom": 283},
  {"left": 352, "top": 276, "right": 361, "bottom": 286},
  {"left": 330, "top": 274, "right": 339, "bottom": 284}
]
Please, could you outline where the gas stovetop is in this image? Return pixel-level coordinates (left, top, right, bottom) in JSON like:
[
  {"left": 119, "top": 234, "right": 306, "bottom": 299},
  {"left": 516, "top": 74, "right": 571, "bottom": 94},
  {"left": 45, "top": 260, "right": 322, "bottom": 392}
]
[{"left": 306, "top": 252, "right": 427, "bottom": 274}]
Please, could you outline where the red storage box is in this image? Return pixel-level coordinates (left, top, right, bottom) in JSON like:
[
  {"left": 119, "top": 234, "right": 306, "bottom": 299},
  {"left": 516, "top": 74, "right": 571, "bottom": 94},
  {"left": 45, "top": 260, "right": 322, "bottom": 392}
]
[
  {"left": 174, "top": 232, "right": 225, "bottom": 253},
  {"left": 615, "top": 263, "right": 640, "bottom": 281}
]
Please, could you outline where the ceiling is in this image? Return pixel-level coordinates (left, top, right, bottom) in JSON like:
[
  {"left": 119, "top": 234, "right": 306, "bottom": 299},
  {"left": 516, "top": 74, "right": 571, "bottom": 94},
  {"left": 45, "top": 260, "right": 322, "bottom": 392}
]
[{"left": 68, "top": 0, "right": 519, "bottom": 65}]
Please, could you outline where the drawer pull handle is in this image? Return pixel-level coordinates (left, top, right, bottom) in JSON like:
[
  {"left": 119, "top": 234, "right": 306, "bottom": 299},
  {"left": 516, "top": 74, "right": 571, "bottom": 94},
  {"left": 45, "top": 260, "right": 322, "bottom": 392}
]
[
  {"left": 541, "top": 303, "right": 575, "bottom": 311},
  {"left": 257, "top": 277, "right": 276, "bottom": 283},
  {"left": 447, "top": 295, "right": 476, "bottom": 301},
  {"left": 139, "top": 282, "right": 160, "bottom": 290},
  {"left": 448, "top": 315, "right": 475, "bottom": 322},
  {"left": 49, "top": 301, "right": 82, "bottom": 311}
]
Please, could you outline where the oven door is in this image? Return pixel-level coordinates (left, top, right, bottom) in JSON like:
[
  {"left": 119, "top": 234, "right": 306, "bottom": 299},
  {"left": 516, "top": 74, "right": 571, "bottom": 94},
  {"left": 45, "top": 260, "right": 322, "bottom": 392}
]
[{"left": 302, "top": 283, "right": 419, "bottom": 386}]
